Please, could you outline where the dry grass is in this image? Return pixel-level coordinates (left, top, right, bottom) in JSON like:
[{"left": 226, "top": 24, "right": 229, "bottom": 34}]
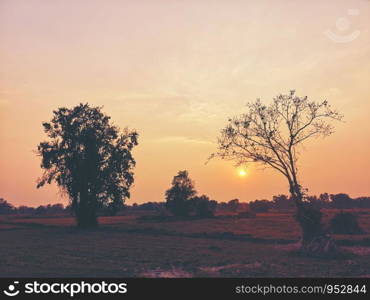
[{"left": 0, "top": 209, "right": 369, "bottom": 277}]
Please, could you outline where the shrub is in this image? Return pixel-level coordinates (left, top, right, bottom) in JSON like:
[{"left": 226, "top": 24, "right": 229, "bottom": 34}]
[
  {"left": 249, "top": 200, "right": 271, "bottom": 213},
  {"left": 189, "top": 195, "right": 216, "bottom": 218},
  {"left": 329, "top": 212, "right": 363, "bottom": 234}
]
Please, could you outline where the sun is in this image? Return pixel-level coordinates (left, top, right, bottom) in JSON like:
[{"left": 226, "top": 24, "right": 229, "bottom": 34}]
[{"left": 238, "top": 169, "right": 247, "bottom": 177}]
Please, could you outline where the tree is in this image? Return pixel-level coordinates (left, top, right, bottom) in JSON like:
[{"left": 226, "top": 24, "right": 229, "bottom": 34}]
[
  {"left": 319, "top": 192, "right": 330, "bottom": 204},
  {"left": 211, "top": 90, "right": 343, "bottom": 255},
  {"left": 330, "top": 193, "right": 353, "bottom": 209},
  {"left": 165, "top": 170, "right": 196, "bottom": 217},
  {"left": 272, "top": 194, "right": 294, "bottom": 209},
  {"left": 318, "top": 193, "right": 331, "bottom": 208},
  {"left": 17, "top": 205, "right": 35, "bottom": 215},
  {"left": 189, "top": 195, "right": 216, "bottom": 218},
  {"left": 249, "top": 199, "right": 272, "bottom": 213},
  {"left": 0, "top": 198, "right": 14, "bottom": 215},
  {"left": 227, "top": 199, "right": 240, "bottom": 212},
  {"left": 36, "top": 103, "right": 138, "bottom": 228}
]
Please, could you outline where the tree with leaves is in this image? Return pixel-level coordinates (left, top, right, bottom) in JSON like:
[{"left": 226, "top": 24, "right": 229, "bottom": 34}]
[
  {"left": 190, "top": 195, "right": 217, "bottom": 218},
  {"left": 165, "top": 170, "right": 196, "bottom": 217},
  {"left": 211, "top": 90, "right": 343, "bottom": 255},
  {"left": 0, "top": 198, "right": 14, "bottom": 215},
  {"left": 36, "top": 103, "right": 138, "bottom": 228}
]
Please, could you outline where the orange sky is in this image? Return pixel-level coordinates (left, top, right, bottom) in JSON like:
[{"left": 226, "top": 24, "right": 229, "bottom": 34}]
[{"left": 1, "top": 0, "right": 370, "bottom": 207}]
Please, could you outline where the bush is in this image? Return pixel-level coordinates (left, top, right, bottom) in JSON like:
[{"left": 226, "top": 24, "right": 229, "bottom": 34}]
[
  {"left": 249, "top": 200, "right": 271, "bottom": 213},
  {"left": 189, "top": 195, "right": 216, "bottom": 218},
  {"left": 329, "top": 212, "right": 363, "bottom": 234},
  {"left": 0, "top": 198, "right": 14, "bottom": 215}
]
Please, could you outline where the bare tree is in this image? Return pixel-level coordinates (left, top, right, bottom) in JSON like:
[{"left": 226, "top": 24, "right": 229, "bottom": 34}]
[{"left": 211, "top": 90, "right": 343, "bottom": 255}]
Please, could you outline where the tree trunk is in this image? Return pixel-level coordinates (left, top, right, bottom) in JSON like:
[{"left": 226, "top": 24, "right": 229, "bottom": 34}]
[
  {"left": 291, "top": 186, "right": 339, "bottom": 257},
  {"left": 75, "top": 192, "right": 98, "bottom": 228},
  {"left": 76, "top": 208, "right": 98, "bottom": 228},
  {"left": 295, "top": 202, "right": 323, "bottom": 244}
]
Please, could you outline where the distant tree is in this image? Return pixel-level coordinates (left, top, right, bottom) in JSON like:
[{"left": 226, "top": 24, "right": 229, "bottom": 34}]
[
  {"left": 209, "top": 200, "right": 218, "bottom": 210},
  {"left": 36, "top": 103, "right": 138, "bottom": 228},
  {"left": 272, "top": 194, "right": 294, "bottom": 209},
  {"left": 34, "top": 203, "right": 65, "bottom": 214},
  {"left": 98, "top": 201, "right": 125, "bottom": 216},
  {"left": 211, "top": 90, "right": 343, "bottom": 255},
  {"left": 35, "top": 205, "right": 47, "bottom": 215},
  {"left": 354, "top": 197, "right": 370, "bottom": 208},
  {"left": 189, "top": 195, "right": 216, "bottom": 218},
  {"left": 227, "top": 199, "right": 240, "bottom": 212},
  {"left": 319, "top": 193, "right": 330, "bottom": 204},
  {"left": 306, "top": 195, "right": 322, "bottom": 209},
  {"left": 217, "top": 201, "right": 229, "bottom": 211},
  {"left": 330, "top": 193, "right": 353, "bottom": 209},
  {"left": 249, "top": 199, "right": 272, "bottom": 213},
  {"left": 17, "top": 205, "right": 35, "bottom": 215},
  {"left": 0, "top": 198, "right": 14, "bottom": 215},
  {"left": 50, "top": 203, "right": 65, "bottom": 213},
  {"left": 165, "top": 170, "right": 196, "bottom": 217},
  {"left": 136, "top": 202, "right": 164, "bottom": 211}
]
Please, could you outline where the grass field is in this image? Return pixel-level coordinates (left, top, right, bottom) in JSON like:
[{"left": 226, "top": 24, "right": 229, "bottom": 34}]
[{"left": 1, "top": 209, "right": 370, "bottom": 277}]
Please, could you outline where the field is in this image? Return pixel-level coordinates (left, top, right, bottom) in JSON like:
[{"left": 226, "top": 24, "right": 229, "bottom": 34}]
[{"left": 1, "top": 209, "right": 370, "bottom": 277}]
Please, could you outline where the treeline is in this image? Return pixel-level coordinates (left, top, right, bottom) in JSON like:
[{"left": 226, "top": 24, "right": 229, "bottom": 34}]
[
  {"left": 2, "top": 193, "right": 369, "bottom": 216},
  {"left": 248, "top": 193, "right": 370, "bottom": 212},
  {"left": 0, "top": 198, "right": 120, "bottom": 216},
  {"left": 0, "top": 199, "right": 67, "bottom": 215}
]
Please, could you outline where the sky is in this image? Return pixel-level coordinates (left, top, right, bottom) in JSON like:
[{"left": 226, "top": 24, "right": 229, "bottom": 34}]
[{"left": 0, "top": 0, "right": 369, "bottom": 207}]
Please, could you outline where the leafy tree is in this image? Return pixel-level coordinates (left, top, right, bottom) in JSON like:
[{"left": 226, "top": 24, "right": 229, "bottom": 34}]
[
  {"left": 249, "top": 199, "right": 272, "bottom": 213},
  {"left": 212, "top": 90, "right": 342, "bottom": 255},
  {"left": 97, "top": 201, "right": 125, "bottom": 216},
  {"left": 165, "top": 170, "right": 196, "bottom": 217},
  {"left": 319, "top": 192, "right": 330, "bottom": 204},
  {"left": 0, "top": 198, "right": 14, "bottom": 215},
  {"left": 17, "top": 205, "right": 35, "bottom": 215},
  {"left": 36, "top": 103, "right": 138, "bottom": 227},
  {"left": 227, "top": 199, "right": 240, "bottom": 212},
  {"left": 330, "top": 193, "right": 353, "bottom": 209},
  {"left": 190, "top": 195, "right": 216, "bottom": 218},
  {"left": 272, "top": 194, "right": 294, "bottom": 209},
  {"left": 354, "top": 197, "right": 370, "bottom": 208}
]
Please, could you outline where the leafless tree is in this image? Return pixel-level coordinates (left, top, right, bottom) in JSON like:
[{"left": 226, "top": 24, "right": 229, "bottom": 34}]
[{"left": 211, "top": 90, "right": 343, "bottom": 255}]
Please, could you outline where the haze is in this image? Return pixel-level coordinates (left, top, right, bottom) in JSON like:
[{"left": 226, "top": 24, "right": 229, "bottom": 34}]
[{"left": 0, "top": 0, "right": 369, "bottom": 206}]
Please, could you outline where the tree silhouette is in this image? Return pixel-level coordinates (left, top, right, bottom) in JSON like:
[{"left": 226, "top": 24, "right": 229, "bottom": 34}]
[
  {"left": 0, "top": 198, "right": 14, "bottom": 215},
  {"left": 227, "top": 199, "right": 240, "bottom": 212},
  {"left": 36, "top": 103, "right": 138, "bottom": 228},
  {"left": 272, "top": 194, "right": 294, "bottom": 209},
  {"left": 211, "top": 90, "right": 343, "bottom": 255},
  {"left": 330, "top": 193, "right": 353, "bottom": 209},
  {"left": 189, "top": 195, "right": 216, "bottom": 218},
  {"left": 165, "top": 170, "right": 196, "bottom": 217}
]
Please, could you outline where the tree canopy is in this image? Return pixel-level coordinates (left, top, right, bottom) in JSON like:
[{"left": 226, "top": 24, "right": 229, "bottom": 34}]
[
  {"left": 213, "top": 90, "right": 342, "bottom": 204},
  {"left": 165, "top": 170, "right": 196, "bottom": 217},
  {"left": 37, "top": 103, "right": 138, "bottom": 227}
]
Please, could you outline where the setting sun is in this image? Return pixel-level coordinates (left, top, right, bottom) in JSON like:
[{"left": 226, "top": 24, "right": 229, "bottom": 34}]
[{"left": 238, "top": 169, "right": 247, "bottom": 177}]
